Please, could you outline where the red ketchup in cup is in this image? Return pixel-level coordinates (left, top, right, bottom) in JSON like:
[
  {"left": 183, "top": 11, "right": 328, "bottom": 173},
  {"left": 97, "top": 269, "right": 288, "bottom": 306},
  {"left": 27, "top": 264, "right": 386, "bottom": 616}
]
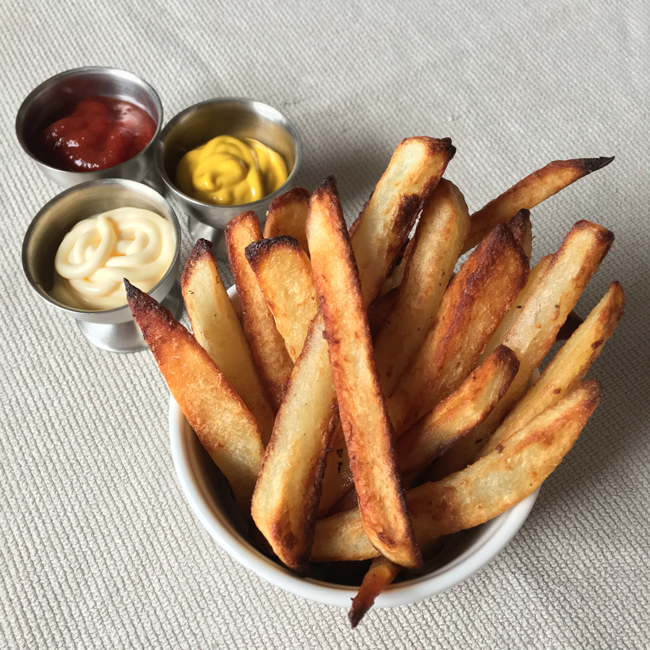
[{"left": 36, "top": 96, "right": 156, "bottom": 172}]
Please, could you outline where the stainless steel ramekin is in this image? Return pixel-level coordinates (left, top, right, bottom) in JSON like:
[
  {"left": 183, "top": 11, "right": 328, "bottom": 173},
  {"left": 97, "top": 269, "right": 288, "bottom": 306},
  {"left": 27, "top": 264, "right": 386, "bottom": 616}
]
[
  {"left": 22, "top": 178, "right": 182, "bottom": 353},
  {"left": 156, "top": 97, "right": 301, "bottom": 260},
  {"left": 16, "top": 66, "right": 163, "bottom": 189}
]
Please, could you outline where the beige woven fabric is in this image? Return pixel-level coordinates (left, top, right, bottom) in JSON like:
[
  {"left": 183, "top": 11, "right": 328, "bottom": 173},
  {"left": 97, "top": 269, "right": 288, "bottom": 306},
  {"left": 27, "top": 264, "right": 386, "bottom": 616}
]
[{"left": 1, "top": 1, "right": 649, "bottom": 648}]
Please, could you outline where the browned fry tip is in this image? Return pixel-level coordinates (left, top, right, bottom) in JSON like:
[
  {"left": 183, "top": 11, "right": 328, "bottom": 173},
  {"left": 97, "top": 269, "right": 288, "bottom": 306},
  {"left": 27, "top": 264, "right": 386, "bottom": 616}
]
[
  {"left": 563, "top": 219, "right": 614, "bottom": 251},
  {"left": 267, "top": 186, "right": 311, "bottom": 211},
  {"left": 245, "top": 235, "right": 302, "bottom": 270},
  {"left": 224, "top": 210, "right": 258, "bottom": 237},
  {"left": 409, "top": 135, "right": 455, "bottom": 158},
  {"left": 180, "top": 239, "right": 213, "bottom": 289},
  {"left": 348, "top": 558, "right": 401, "bottom": 628},
  {"left": 313, "top": 174, "right": 339, "bottom": 199},
  {"left": 581, "top": 156, "right": 615, "bottom": 173},
  {"left": 125, "top": 279, "right": 175, "bottom": 337}
]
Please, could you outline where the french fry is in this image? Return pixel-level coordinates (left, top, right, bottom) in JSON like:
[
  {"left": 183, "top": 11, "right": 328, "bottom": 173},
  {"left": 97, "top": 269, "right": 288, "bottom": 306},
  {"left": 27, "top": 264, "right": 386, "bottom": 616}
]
[
  {"left": 225, "top": 211, "right": 293, "bottom": 410},
  {"left": 252, "top": 138, "right": 455, "bottom": 570},
  {"left": 308, "top": 177, "right": 421, "bottom": 568},
  {"left": 327, "top": 344, "right": 519, "bottom": 515},
  {"left": 503, "top": 221, "right": 613, "bottom": 360},
  {"left": 374, "top": 179, "right": 471, "bottom": 394},
  {"left": 320, "top": 223, "right": 528, "bottom": 515},
  {"left": 130, "top": 136, "right": 624, "bottom": 630},
  {"left": 386, "top": 223, "right": 529, "bottom": 435},
  {"left": 429, "top": 220, "right": 614, "bottom": 480},
  {"left": 263, "top": 187, "right": 311, "bottom": 254},
  {"left": 480, "top": 281, "right": 625, "bottom": 457},
  {"left": 251, "top": 313, "right": 338, "bottom": 573},
  {"left": 464, "top": 156, "right": 614, "bottom": 252},
  {"left": 395, "top": 345, "right": 519, "bottom": 482},
  {"left": 181, "top": 239, "right": 275, "bottom": 445},
  {"left": 311, "top": 380, "right": 602, "bottom": 562},
  {"left": 479, "top": 255, "right": 583, "bottom": 349},
  {"left": 125, "top": 281, "right": 264, "bottom": 514},
  {"left": 353, "top": 137, "right": 456, "bottom": 304},
  {"left": 478, "top": 255, "right": 553, "bottom": 363},
  {"left": 335, "top": 201, "right": 512, "bottom": 513},
  {"left": 349, "top": 557, "right": 401, "bottom": 628},
  {"left": 245, "top": 236, "right": 318, "bottom": 362}
]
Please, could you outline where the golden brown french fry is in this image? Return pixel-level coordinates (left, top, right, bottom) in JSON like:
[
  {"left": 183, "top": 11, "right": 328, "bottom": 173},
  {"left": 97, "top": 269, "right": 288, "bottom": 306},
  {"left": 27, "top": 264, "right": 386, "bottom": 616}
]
[
  {"left": 353, "top": 137, "right": 456, "bottom": 304},
  {"left": 321, "top": 223, "right": 528, "bottom": 515},
  {"left": 245, "top": 236, "right": 317, "bottom": 362},
  {"left": 395, "top": 345, "right": 519, "bottom": 481},
  {"left": 251, "top": 138, "right": 455, "bottom": 569},
  {"left": 308, "top": 177, "right": 421, "bottom": 568},
  {"left": 330, "top": 184, "right": 470, "bottom": 512},
  {"left": 478, "top": 255, "right": 553, "bottom": 363},
  {"left": 224, "top": 211, "right": 293, "bottom": 410},
  {"left": 311, "top": 380, "right": 602, "bottom": 562},
  {"left": 480, "top": 281, "right": 625, "bottom": 458},
  {"left": 464, "top": 156, "right": 614, "bottom": 252},
  {"left": 251, "top": 313, "right": 338, "bottom": 573},
  {"left": 480, "top": 262, "right": 586, "bottom": 350},
  {"left": 504, "top": 221, "right": 613, "bottom": 360},
  {"left": 387, "top": 223, "right": 529, "bottom": 435},
  {"left": 263, "top": 187, "right": 311, "bottom": 254},
  {"left": 327, "top": 344, "right": 519, "bottom": 515},
  {"left": 506, "top": 209, "right": 532, "bottom": 260},
  {"left": 181, "top": 239, "right": 275, "bottom": 445},
  {"left": 374, "top": 179, "right": 471, "bottom": 394},
  {"left": 429, "top": 220, "right": 614, "bottom": 480},
  {"left": 125, "top": 280, "right": 264, "bottom": 514},
  {"left": 349, "top": 557, "right": 401, "bottom": 628}
]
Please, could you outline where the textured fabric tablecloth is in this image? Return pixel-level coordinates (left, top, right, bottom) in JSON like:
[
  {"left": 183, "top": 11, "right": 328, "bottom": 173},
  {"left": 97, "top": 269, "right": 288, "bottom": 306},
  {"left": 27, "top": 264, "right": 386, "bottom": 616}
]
[{"left": 2, "top": 1, "right": 649, "bottom": 648}]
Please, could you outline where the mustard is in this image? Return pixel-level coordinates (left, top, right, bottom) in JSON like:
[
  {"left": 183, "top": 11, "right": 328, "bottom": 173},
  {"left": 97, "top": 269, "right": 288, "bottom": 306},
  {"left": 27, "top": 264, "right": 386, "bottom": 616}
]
[{"left": 176, "top": 135, "right": 288, "bottom": 206}]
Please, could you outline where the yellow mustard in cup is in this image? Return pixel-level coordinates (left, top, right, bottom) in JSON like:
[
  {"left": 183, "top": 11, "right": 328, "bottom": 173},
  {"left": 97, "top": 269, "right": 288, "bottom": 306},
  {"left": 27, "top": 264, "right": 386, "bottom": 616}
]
[{"left": 176, "top": 135, "right": 288, "bottom": 206}]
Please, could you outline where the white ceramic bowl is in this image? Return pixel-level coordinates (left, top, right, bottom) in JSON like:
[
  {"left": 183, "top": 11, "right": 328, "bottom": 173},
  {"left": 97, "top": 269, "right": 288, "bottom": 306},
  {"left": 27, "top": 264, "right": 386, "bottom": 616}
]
[{"left": 169, "top": 287, "right": 539, "bottom": 609}]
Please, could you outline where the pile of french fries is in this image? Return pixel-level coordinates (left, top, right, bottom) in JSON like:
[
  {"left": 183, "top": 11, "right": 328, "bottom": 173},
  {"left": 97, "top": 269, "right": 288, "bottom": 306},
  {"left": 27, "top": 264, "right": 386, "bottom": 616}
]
[{"left": 125, "top": 137, "right": 624, "bottom": 627}]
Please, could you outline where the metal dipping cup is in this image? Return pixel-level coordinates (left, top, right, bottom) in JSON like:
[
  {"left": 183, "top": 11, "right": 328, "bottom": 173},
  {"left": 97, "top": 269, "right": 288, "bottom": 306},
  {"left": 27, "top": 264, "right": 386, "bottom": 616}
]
[
  {"left": 156, "top": 98, "right": 302, "bottom": 260},
  {"left": 15, "top": 66, "right": 163, "bottom": 189},
  {"left": 22, "top": 179, "right": 182, "bottom": 354}
]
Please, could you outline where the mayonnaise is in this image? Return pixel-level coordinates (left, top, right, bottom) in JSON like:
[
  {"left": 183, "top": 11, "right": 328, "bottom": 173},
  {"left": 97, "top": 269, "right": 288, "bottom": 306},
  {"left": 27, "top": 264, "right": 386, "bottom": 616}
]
[
  {"left": 176, "top": 135, "right": 288, "bottom": 206},
  {"left": 52, "top": 207, "right": 176, "bottom": 310}
]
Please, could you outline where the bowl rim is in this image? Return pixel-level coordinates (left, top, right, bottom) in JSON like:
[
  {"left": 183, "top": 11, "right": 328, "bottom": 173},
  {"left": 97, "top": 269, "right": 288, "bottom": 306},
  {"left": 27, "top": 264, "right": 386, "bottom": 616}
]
[
  {"left": 15, "top": 65, "right": 163, "bottom": 176},
  {"left": 168, "top": 286, "right": 540, "bottom": 609},
  {"left": 21, "top": 177, "right": 181, "bottom": 317},
  {"left": 155, "top": 96, "right": 302, "bottom": 213}
]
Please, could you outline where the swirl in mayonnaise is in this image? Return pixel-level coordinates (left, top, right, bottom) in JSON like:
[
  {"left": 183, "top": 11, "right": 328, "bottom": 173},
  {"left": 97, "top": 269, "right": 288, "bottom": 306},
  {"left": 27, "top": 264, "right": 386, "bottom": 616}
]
[{"left": 52, "top": 207, "right": 176, "bottom": 310}]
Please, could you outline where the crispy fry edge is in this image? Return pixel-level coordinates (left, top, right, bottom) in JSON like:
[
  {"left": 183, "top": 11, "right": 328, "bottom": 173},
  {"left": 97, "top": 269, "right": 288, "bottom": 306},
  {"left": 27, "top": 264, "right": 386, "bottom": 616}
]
[{"left": 308, "top": 176, "right": 421, "bottom": 568}]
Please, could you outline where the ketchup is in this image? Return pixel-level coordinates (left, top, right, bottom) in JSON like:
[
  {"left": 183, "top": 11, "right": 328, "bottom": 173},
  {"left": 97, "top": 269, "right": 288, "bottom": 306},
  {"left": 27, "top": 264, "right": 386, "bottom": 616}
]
[{"left": 36, "top": 96, "right": 157, "bottom": 172}]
